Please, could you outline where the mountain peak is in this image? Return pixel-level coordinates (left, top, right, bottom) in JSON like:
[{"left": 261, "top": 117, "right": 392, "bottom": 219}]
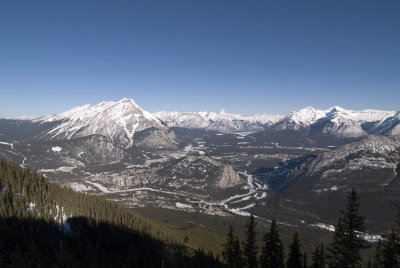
[
  {"left": 39, "top": 99, "right": 174, "bottom": 148},
  {"left": 118, "top": 97, "right": 138, "bottom": 105},
  {"left": 284, "top": 106, "right": 326, "bottom": 125},
  {"left": 92, "top": 98, "right": 140, "bottom": 111},
  {"left": 329, "top": 106, "right": 347, "bottom": 113},
  {"left": 301, "top": 106, "right": 317, "bottom": 111}
]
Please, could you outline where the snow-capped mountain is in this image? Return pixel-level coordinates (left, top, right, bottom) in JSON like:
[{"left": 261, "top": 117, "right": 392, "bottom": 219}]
[
  {"left": 156, "top": 106, "right": 399, "bottom": 138},
  {"left": 2, "top": 100, "right": 399, "bottom": 146},
  {"left": 371, "top": 111, "right": 400, "bottom": 135},
  {"left": 155, "top": 110, "right": 283, "bottom": 133},
  {"left": 36, "top": 98, "right": 177, "bottom": 149},
  {"left": 271, "top": 106, "right": 327, "bottom": 131},
  {"left": 271, "top": 106, "right": 397, "bottom": 138},
  {"left": 311, "top": 107, "right": 368, "bottom": 138},
  {"left": 301, "top": 134, "right": 400, "bottom": 176}
]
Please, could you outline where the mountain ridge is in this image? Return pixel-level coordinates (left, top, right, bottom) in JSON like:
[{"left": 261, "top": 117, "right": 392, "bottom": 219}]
[
  {"left": 155, "top": 110, "right": 283, "bottom": 133},
  {"left": 156, "top": 105, "right": 399, "bottom": 137},
  {"left": 1, "top": 99, "right": 399, "bottom": 145},
  {"left": 34, "top": 98, "right": 177, "bottom": 149}
]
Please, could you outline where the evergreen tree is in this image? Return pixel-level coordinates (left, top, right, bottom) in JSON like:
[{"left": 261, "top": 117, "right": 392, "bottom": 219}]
[
  {"left": 243, "top": 214, "right": 258, "bottom": 268},
  {"left": 303, "top": 252, "right": 308, "bottom": 268},
  {"left": 311, "top": 244, "right": 326, "bottom": 268},
  {"left": 287, "top": 231, "right": 302, "bottom": 268},
  {"left": 372, "top": 240, "right": 383, "bottom": 268},
  {"left": 223, "top": 225, "right": 236, "bottom": 268},
  {"left": 233, "top": 237, "right": 243, "bottom": 268},
  {"left": 382, "top": 223, "right": 400, "bottom": 268},
  {"left": 260, "top": 218, "right": 284, "bottom": 268},
  {"left": 328, "top": 188, "right": 369, "bottom": 268}
]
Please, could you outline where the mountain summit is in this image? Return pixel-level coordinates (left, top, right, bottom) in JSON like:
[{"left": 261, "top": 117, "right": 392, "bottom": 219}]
[
  {"left": 37, "top": 98, "right": 177, "bottom": 149},
  {"left": 271, "top": 106, "right": 398, "bottom": 137}
]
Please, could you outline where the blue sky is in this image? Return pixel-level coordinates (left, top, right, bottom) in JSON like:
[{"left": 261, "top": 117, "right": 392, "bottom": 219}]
[{"left": 0, "top": 0, "right": 399, "bottom": 116}]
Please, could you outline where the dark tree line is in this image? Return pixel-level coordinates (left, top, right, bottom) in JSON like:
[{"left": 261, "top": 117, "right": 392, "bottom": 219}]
[
  {"left": 222, "top": 225, "right": 243, "bottom": 268},
  {"left": 378, "top": 220, "right": 400, "bottom": 268},
  {"left": 223, "top": 189, "right": 400, "bottom": 268},
  {"left": 260, "top": 218, "right": 284, "bottom": 268}
]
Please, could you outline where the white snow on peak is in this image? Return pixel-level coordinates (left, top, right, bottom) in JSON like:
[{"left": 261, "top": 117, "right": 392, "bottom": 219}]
[
  {"left": 288, "top": 106, "right": 327, "bottom": 125},
  {"left": 321, "top": 107, "right": 397, "bottom": 137},
  {"left": 371, "top": 111, "right": 400, "bottom": 135},
  {"left": 155, "top": 110, "right": 283, "bottom": 133},
  {"left": 157, "top": 105, "right": 400, "bottom": 136},
  {"left": 0, "top": 115, "right": 37, "bottom": 120},
  {"left": 329, "top": 105, "right": 347, "bottom": 113},
  {"left": 273, "top": 106, "right": 326, "bottom": 130},
  {"left": 326, "top": 106, "right": 395, "bottom": 122},
  {"left": 272, "top": 105, "right": 398, "bottom": 137},
  {"left": 44, "top": 98, "right": 150, "bottom": 122},
  {"left": 5, "top": 98, "right": 396, "bottom": 139},
  {"left": 39, "top": 98, "right": 169, "bottom": 148}
]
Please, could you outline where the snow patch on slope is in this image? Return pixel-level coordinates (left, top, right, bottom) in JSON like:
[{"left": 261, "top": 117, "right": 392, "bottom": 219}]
[
  {"left": 176, "top": 202, "right": 192, "bottom": 209},
  {"left": 311, "top": 222, "right": 382, "bottom": 242},
  {"left": 51, "top": 146, "right": 62, "bottom": 152},
  {"left": 302, "top": 135, "right": 400, "bottom": 175}
]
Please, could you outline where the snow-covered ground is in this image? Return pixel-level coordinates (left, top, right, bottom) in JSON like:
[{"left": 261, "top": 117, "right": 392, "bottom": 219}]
[
  {"left": 175, "top": 202, "right": 192, "bottom": 209},
  {"left": 51, "top": 146, "right": 62, "bottom": 152},
  {"left": 39, "top": 166, "right": 76, "bottom": 173},
  {"left": 311, "top": 222, "right": 382, "bottom": 242},
  {"left": 0, "top": 141, "right": 13, "bottom": 149},
  {"left": 219, "top": 172, "right": 268, "bottom": 216},
  {"left": 68, "top": 182, "right": 93, "bottom": 192},
  {"left": 84, "top": 181, "right": 112, "bottom": 193},
  {"left": 116, "top": 187, "right": 186, "bottom": 196}
]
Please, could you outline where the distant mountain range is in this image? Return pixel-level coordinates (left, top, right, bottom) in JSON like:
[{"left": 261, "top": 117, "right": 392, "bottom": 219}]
[
  {"left": 1, "top": 98, "right": 398, "bottom": 150},
  {"left": 158, "top": 106, "right": 400, "bottom": 138},
  {"left": 155, "top": 110, "right": 283, "bottom": 133}
]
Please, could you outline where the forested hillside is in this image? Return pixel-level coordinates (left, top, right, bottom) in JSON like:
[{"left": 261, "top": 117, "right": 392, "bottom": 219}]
[{"left": 0, "top": 157, "right": 223, "bottom": 267}]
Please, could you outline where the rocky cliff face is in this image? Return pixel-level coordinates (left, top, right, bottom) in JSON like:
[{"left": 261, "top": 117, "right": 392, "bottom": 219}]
[{"left": 218, "top": 165, "right": 242, "bottom": 188}]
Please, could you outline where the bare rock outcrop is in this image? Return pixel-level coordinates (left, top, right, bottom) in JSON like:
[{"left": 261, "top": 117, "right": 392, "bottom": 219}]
[{"left": 218, "top": 165, "right": 242, "bottom": 188}]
